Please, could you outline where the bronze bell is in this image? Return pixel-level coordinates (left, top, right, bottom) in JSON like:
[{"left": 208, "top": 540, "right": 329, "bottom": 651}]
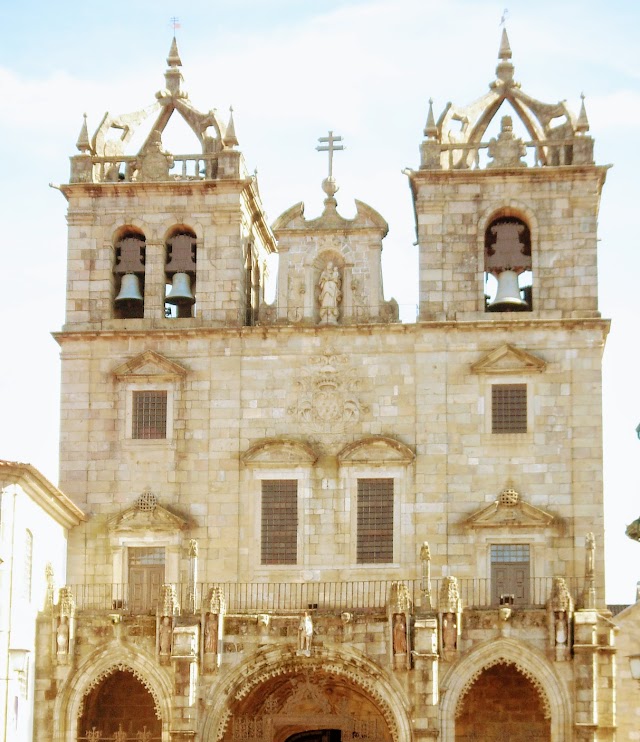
[
  {"left": 114, "top": 273, "right": 143, "bottom": 305},
  {"left": 165, "top": 272, "right": 195, "bottom": 305},
  {"left": 487, "top": 270, "right": 529, "bottom": 312}
]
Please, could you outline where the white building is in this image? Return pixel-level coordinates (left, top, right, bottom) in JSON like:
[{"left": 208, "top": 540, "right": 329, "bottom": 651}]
[{"left": 0, "top": 461, "right": 84, "bottom": 742}]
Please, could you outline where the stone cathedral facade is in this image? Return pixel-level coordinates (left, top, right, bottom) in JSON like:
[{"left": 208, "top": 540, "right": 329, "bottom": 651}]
[{"left": 35, "top": 31, "right": 616, "bottom": 742}]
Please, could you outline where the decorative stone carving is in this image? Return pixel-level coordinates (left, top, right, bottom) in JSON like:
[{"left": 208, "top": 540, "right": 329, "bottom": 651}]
[
  {"left": 318, "top": 261, "right": 342, "bottom": 324},
  {"left": 393, "top": 614, "right": 408, "bottom": 655},
  {"left": 134, "top": 130, "right": 174, "bottom": 182},
  {"left": 487, "top": 115, "right": 527, "bottom": 168},
  {"left": 288, "top": 350, "right": 366, "bottom": 431},
  {"left": 439, "top": 576, "right": 462, "bottom": 661},
  {"left": 582, "top": 532, "right": 597, "bottom": 609},
  {"left": 297, "top": 612, "right": 314, "bottom": 656},
  {"left": 389, "top": 581, "right": 412, "bottom": 613},
  {"left": 45, "top": 562, "right": 55, "bottom": 610},
  {"left": 172, "top": 625, "right": 199, "bottom": 660},
  {"left": 203, "top": 585, "right": 226, "bottom": 672},
  {"left": 420, "top": 542, "right": 433, "bottom": 611},
  {"left": 158, "top": 616, "right": 173, "bottom": 657},
  {"left": 55, "top": 585, "right": 76, "bottom": 662}
]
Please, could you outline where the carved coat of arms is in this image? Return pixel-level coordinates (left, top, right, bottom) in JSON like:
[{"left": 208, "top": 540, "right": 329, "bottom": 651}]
[{"left": 288, "top": 350, "right": 366, "bottom": 431}]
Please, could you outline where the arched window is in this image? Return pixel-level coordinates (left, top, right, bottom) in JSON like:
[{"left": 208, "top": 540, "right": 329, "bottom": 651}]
[
  {"left": 484, "top": 216, "right": 532, "bottom": 312},
  {"left": 165, "top": 227, "right": 197, "bottom": 318},
  {"left": 113, "top": 228, "right": 146, "bottom": 319}
]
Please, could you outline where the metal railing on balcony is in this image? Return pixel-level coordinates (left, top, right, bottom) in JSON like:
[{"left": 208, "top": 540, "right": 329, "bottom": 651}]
[{"left": 67, "top": 576, "right": 584, "bottom": 615}]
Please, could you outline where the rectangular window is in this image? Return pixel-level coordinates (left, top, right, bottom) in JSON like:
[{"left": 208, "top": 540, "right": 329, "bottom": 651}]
[
  {"left": 261, "top": 480, "right": 298, "bottom": 565},
  {"left": 357, "top": 478, "right": 394, "bottom": 564},
  {"left": 491, "top": 544, "right": 530, "bottom": 605},
  {"left": 132, "top": 391, "right": 167, "bottom": 439},
  {"left": 128, "top": 547, "right": 165, "bottom": 613},
  {"left": 492, "top": 384, "right": 527, "bottom": 433}
]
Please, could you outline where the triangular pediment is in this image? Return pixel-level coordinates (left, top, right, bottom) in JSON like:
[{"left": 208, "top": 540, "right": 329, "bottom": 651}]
[
  {"left": 470, "top": 344, "right": 546, "bottom": 375},
  {"left": 463, "top": 498, "right": 555, "bottom": 530},
  {"left": 112, "top": 350, "right": 188, "bottom": 381},
  {"left": 108, "top": 501, "right": 188, "bottom": 535}
]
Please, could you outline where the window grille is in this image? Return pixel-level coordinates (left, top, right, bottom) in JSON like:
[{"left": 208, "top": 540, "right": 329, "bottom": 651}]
[
  {"left": 357, "top": 478, "right": 394, "bottom": 564},
  {"left": 261, "top": 480, "right": 298, "bottom": 565},
  {"left": 491, "top": 544, "right": 530, "bottom": 563},
  {"left": 132, "top": 391, "right": 167, "bottom": 439},
  {"left": 492, "top": 384, "right": 527, "bottom": 433},
  {"left": 128, "top": 547, "right": 165, "bottom": 566}
]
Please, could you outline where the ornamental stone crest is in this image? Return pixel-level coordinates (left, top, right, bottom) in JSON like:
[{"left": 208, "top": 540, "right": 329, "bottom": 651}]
[{"left": 288, "top": 350, "right": 367, "bottom": 431}]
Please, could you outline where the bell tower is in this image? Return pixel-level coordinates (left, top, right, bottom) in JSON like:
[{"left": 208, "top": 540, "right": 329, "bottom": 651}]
[
  {"left": 408, "top": 29, "right": 606, "bottom": 322},
  {"left": 64, "top": 37, "right": 275, "bottom": 332}
]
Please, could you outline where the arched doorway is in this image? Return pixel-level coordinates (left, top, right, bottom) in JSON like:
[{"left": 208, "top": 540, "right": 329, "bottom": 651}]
[
  {"left": 78, "top": 668, "right": 161, "bottom": 741},
  {"left": 220, "top": 669, "right": 391, "bottom": 741},
  {"left": 456, "top": 663, "right": 550, "bottom": 741}
]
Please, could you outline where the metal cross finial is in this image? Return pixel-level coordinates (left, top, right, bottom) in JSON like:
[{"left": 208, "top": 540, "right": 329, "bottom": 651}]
[
  {"left": 316, "top": 131, "right": 345, "bottom": 179},
  {"left": 500, "top": 8, "right": 509, "bottom": 25},
  {"left": 170, "top": 16, "right": 181, "bottom": 34}
]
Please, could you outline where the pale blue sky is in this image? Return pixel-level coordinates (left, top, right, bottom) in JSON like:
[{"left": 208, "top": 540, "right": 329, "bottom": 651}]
[{"left": 1, "top": 0, "right": 639, "bottom": 602}]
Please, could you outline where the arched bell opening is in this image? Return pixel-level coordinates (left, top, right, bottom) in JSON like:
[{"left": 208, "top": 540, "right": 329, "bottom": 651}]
[
  {"left": 455, "top": 663, "right": 550, "bottom": 742},
  {"left": 77, "top": 668, "right": 162, "bottom": 741},
  {"left": 165, "top": 226, "right": 197, "bottom": 318},
  {"left": 484, "top": 215, "right": 532, "bottom": 313},
  {"left": 114, "top": 228, "right": 146, "bottom": 319}
]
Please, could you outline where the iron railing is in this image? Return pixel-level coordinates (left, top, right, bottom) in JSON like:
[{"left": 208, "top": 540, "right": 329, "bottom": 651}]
[{"left": 66, "top": 576, "right": 584, "bottom": 615}]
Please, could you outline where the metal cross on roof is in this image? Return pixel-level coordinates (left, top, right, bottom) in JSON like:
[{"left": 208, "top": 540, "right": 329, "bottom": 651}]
[{"left": 316, "top": 131, "right": 345, "bottom": 179}]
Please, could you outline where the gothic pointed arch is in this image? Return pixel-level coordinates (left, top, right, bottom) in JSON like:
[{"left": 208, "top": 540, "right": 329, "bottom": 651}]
[
  {"left": 439, "top": 637, "right": 571, "bottom": 742},
  {"left": 53, "top": 643, "right": 173, "bottom": 742},
  {"left": 200, "top": 645, "right": 412, "bottom": 742}
]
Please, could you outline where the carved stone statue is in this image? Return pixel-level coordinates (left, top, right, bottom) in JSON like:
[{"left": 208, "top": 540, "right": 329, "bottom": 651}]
[
  {"left": 298, "top": 611, "right": 313, "bottom": 654},
  {"left": 204, "top": 612, "right": 218, "bottom": 654},
  {"left": 393, "top": 614, "right": 408, "bottom": 655},
  {"left": 442, "top": 612, "right": 457, "bottom": 653},
  {"left": 56, "top": 616, "right": 70, "bottom": 655},
  {"left": 159, "top": 616, "right": 172, "bottom": 655},
  {"left": 318, "top": 262, "right": 342, "bottom": 324}
]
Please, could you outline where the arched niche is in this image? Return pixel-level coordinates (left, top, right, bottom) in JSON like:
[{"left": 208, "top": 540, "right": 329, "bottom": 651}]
[{"left": 439, "top": 638, "right": 570, "bottom": 742}]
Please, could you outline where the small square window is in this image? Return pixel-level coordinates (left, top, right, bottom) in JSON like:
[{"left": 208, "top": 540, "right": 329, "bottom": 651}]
[
  {"left": 132, "top": 391, "right": 167, "bottom": 439},
  {"left": 492, "top": 384, "right": 527, "bottom": 433}
]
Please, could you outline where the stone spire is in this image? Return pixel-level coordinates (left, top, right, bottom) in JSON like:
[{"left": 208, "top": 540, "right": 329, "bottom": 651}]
[
  {"left": 75, "top": 113, "right": 91, "bottom": 153},
  {"left": 576, "top": 93, "right": 590, "bottom": 134},
  {"left": 223, "top": 106, "right": 239, "bottom": 148},
  {"left": 423, "top": 98, "right": 437, "bottom": 139},
  {"left": 495, "top": 27, "right": 515, "bottom": 86},
  {"left": 165, "top": 36, "right": 184, "bottom": 97}
]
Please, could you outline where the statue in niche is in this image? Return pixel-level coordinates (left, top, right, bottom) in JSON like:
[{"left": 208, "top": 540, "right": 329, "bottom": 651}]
[
  {"left": 56, "top": 616, "right": 70, "bottom": 655},
  {"left": 318, "top": 262, "right": 342, "bottom": 324},
  {"left": 159, "top": 616, "right": 172, "bottom": 655},
  {"left": 442, "top": 612, "right": 457, "bottom": 653},
  {"left": 204, "top": 612, "right": 218, "bottom": 654},
  {"left": 393, "top": 614, "right": 408, "bottom": 655},
  {"left": 298, "top": 611, "right": 314, "bottom": 655},
  {"left": 555, "top": 611, "right": 568, "bottom": 646}
]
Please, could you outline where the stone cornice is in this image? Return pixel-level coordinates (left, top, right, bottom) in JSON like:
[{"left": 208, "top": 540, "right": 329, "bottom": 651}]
[{"left": 53, "top": 316, "right": 611, "bottom": 344}]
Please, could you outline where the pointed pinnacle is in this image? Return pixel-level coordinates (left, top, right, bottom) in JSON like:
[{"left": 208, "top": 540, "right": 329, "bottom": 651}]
[
  {"left": 223, "top": 106, "right": 239, "bottom": 148},
  {"left": 76, "top": 113, "right": 91, "bottom": 153},
  {"left": 498, "top": 27, "right": 512, "bottom": 60},
  {"left": 424, "top": 98, "right": 438, "bottom": 139},
  {"left": 576, "top": 92, "right": 590, "bottom": 134},
  {"left": 167, "top": 36, "right": 182, "bottom": 67}
]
